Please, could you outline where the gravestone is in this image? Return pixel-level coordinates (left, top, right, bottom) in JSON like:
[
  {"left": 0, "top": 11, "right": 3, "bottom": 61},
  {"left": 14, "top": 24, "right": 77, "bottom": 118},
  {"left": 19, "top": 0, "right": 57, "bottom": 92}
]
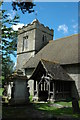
[
  {"left": 72, "top": 98, "right": 80, "bottom": 114},
  {"left": 8, "top": 70, "right": 30, "bottom": 104}
]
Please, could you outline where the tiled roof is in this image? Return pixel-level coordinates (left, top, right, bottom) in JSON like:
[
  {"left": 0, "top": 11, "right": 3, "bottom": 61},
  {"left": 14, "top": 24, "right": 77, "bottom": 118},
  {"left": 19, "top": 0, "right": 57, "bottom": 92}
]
[
  {"left": 30, "top": 59, "right": 74, "bottom": 81},
  {"left": 23, "top": 34, "right": 79, "bottom": 69}
]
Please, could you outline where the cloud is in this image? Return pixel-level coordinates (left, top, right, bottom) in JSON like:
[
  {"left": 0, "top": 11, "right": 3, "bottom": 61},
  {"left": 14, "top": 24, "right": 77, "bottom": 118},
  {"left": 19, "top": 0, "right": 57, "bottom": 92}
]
[
  {"left": 72, "top": 19, "right": 75, "bottom": 22},
  {"left": 12, "top": 23, "right": 24, "bottom": 31},
  {"left": 72, "top": 23, "right": 78, "bottom": 29},
  {"left": 72, "top": 23, "right": 78, "bottom": 34},
  {"left": 74, "top": 30, "right": 77, "bottom": 34},
  {"left": 57, "top": 24, "right": 68, "bottom": 33}
]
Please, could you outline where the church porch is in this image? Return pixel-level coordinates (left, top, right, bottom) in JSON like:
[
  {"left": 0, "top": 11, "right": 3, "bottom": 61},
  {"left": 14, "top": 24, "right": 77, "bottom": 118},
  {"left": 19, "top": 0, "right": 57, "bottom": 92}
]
[
  {"left": 30, "top": 59, "right": 74, "bottom": 102},
  {"left": 33, "top": 78, "right": 73, "bottom": 102}
]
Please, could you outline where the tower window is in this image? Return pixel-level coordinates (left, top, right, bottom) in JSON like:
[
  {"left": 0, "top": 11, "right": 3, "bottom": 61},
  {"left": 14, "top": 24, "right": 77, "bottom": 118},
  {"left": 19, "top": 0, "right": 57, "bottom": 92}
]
[
  {"left": 42, "top": 35, "right": 45, "bottom": 42},
  {"left": 26, "top": 35, "right": 28, "bottom": 39},
  {"left": 42, "top": 35, "right": 46, "bottom": 42},
  {"left": 22, "top": 36, "right": 28, "bottom": 51}
]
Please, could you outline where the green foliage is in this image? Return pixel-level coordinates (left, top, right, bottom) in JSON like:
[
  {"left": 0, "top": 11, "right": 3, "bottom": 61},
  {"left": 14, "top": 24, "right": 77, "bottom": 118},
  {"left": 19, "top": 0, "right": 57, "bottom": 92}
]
[
  {"left": 1, "top": 1, "right": 35, "bottom": 85},
  {"left": 0, "top": 2, "right": 19, "bottom": 84},
  {"left": 12, "top": 1, "right": 35, "bottom": 14},
  {"left": 0, "top": 88, "right": 4, "bottom": 96},
  {"left": 34, "top": 102, "right": 80, "bottom": 118},
  {"left": 54, "top": 101, "right": 72, "bottom": 107},
  {"left": 29, "top": 95, "right": 33, "bottom": 102}
]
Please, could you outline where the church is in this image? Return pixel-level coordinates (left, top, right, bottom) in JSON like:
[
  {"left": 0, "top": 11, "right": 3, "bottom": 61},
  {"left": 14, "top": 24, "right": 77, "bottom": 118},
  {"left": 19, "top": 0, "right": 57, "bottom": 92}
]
[{"left": 16, "top": 19, "right": 80, "bottom": 101}]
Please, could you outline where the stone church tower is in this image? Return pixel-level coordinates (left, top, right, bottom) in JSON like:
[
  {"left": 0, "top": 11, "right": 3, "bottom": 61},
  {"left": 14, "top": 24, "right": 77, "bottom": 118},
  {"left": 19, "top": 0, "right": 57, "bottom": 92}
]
[{"left": 16, "top": 19, "right": 54, "bottom": 70}]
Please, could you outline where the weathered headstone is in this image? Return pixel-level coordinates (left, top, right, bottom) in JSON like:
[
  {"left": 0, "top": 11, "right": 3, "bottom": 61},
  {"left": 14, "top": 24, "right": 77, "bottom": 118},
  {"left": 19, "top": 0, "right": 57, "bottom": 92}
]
[
  {"left": 8, "top": 70, "right": 30, "bottom": 104},
  {"left": 72, "top": 98, "right": 80, "bottom": 114}
]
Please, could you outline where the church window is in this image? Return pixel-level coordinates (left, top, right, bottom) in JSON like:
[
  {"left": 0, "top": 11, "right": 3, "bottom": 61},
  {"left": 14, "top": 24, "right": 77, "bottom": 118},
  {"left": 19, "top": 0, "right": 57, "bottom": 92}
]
[
  {"left": 45, "top": 36, "right": 46, "bottom": 41},
  {"left": 42, "top": 35, "right": 46, "bottom": 42},
  {"left": 42, "top": 35, "right": 45, "bottom": 42},
  {"left": 22, "top": 36, "right": 28, "bottom": 51}
]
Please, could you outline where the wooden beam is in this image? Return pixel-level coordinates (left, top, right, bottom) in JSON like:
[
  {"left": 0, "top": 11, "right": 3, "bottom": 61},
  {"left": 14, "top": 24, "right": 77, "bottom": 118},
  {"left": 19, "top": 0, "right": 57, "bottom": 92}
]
[
  {"left": 48, "top": 81, "right": 50, "bottom": 100},
  {"left": 53, "top": 82, "right": 55, "bottom": 99},
  {"left": 37, "top": 81, "right": 39, "bottom": 97}
]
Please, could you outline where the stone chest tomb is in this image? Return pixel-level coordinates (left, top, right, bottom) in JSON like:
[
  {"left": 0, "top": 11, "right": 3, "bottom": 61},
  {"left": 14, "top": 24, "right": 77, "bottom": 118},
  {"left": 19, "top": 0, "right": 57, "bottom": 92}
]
[{"left": 7, "top": 70, "right": 30, "bottom": 104}]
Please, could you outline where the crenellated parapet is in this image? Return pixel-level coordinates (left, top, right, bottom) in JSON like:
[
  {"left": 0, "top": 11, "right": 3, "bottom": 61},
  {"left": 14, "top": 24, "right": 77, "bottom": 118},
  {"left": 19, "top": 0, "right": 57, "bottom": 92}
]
[{"left": 18, "top": 19, "right": 53, "bottom": 36}]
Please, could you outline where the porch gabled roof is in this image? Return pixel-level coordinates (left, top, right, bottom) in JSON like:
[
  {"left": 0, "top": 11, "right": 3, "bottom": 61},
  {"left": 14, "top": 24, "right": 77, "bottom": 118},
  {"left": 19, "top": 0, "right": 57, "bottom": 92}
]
[{"left": 30, "top": 59, "right": 74, "bottom": 81}]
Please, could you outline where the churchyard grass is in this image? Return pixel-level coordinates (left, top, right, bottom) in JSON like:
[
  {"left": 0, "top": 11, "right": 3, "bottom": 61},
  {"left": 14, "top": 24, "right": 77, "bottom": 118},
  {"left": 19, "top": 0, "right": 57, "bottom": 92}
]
[
  {"left": 34, "top": 100, "right": 80, "bottom": 118},
  {"left": 2, "top": 100, "right": 80, "bottom": 119}
]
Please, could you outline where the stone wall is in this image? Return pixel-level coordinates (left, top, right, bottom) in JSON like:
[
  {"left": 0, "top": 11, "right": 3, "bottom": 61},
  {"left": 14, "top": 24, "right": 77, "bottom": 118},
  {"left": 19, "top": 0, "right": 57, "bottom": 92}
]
[
  {"left": 28, "top": 80, "right": 34, "bottom": 96},
  {"left": 35, "top": 28, "right": 53, "bottom": 52},
  {"left": 62, "top": 64, "right": 80, "bottom": 98},
  {"left": 17, "top": 51, "right": 35, "bottom": 70},
  {"left": 25, "top": 68, "right": 34, "bottom": 96},
  {"left": 17, "top": 28, "right": 36, "bottom": 70},
  {"left": 17, "top": 29, "right": 36, "bottom": 54}
]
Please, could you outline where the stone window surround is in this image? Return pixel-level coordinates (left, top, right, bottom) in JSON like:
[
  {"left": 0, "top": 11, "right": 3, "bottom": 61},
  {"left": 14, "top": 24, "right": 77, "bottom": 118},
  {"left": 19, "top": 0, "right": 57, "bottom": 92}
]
[{"left": 22, "top": 35, "right": 28, "bottom": 51}]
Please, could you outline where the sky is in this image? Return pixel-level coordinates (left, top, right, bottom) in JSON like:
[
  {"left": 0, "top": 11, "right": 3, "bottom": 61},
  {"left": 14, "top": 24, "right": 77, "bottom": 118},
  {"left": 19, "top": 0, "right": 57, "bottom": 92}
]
[{"left": 2, "top": 2, "right": 78, "bottom": 64}]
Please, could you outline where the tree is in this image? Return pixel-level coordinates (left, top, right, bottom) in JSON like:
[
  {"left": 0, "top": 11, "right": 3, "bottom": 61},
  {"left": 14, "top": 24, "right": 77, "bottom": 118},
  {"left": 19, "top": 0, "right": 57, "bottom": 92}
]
[
  {"left": 12, "top": 1, "right": 35, "bottom": 14},
  {"left": 1, "top": 1, "right": 35, "bottom": 85},
  {"left": 1, "top": 3, "right": 19, "bottom": 84}
]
